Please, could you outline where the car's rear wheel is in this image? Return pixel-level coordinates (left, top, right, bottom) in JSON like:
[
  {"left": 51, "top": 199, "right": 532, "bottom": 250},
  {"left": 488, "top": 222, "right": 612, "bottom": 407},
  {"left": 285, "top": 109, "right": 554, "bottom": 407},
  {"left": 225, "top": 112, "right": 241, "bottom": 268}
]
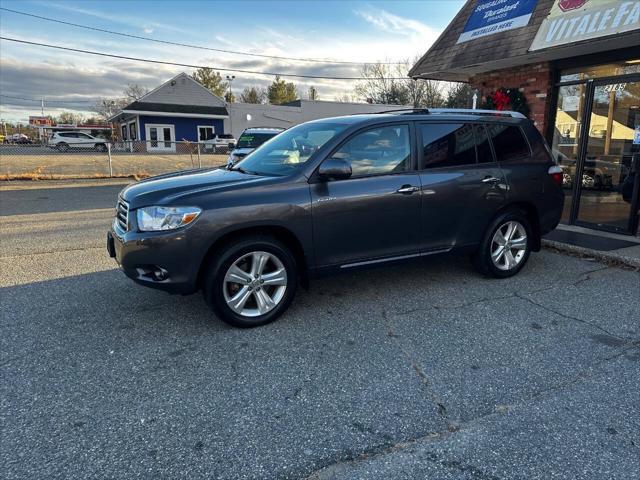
[
  {"left": 95, "top": 143, "right": 107, "bottom": 152},
  {"left": 57, "top": 142, "right": 69, "bottom": 152},
  {"left": 474, "top": 210, "right": 532, "bottom": 278},
  {"left": 203, "top": 236, "right": 297, "bottom": 327}
]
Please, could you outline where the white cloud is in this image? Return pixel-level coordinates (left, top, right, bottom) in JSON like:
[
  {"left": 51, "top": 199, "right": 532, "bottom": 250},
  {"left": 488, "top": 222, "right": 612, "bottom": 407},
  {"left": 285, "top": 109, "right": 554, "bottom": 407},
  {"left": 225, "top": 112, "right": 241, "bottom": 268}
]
[
  {"left": 355, "top": 8, "right": 437, "bottom": 39},
  {"left": 0, "top": 6, "right": 447, "bottom": 122},
  {"left": 143, "top": 27, "right": 154, "bottom": 34}
]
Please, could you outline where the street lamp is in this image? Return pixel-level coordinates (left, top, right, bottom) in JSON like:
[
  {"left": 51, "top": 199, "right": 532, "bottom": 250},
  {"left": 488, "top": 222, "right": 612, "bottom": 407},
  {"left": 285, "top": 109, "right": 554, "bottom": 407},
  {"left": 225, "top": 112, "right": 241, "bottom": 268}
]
[{"left": 226, "top": 75, "right": 235, "bottom": 135}]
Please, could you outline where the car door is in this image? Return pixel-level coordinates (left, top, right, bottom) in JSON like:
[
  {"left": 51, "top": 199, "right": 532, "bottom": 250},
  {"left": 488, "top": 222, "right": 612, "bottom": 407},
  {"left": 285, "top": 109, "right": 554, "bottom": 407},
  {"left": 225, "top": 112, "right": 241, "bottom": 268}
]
[
  {"left": 310, "top": 123, "right": 422, "bottom": 267},
  {"left": 418, "top": 122, "right": 508, "bottom": 251},
  {"left": 76, "top": 133, "right": 93, "bottom": 149}
]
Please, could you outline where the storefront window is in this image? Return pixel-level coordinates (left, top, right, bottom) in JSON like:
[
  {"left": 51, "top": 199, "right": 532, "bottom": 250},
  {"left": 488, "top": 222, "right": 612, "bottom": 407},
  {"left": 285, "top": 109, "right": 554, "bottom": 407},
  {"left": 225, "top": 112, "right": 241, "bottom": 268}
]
[
  {"left": 552, "top": 84, "right": 587, "bottom": 222},
  {"left": 576, "top": 81, "right": 640, "bottom": 230},
  {"left": 560, "top": 60, "right": 640, "bottom": 83}
]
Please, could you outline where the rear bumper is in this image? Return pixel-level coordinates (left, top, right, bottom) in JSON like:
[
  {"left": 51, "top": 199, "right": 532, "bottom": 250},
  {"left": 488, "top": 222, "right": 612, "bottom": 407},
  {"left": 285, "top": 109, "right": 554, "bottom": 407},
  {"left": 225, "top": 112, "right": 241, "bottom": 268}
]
[
  {"left": 107, "top": 227, "right": 201, "bottom": 295},
  {"left": 539, "top": 191, "right": 564, "bottom": 236}
]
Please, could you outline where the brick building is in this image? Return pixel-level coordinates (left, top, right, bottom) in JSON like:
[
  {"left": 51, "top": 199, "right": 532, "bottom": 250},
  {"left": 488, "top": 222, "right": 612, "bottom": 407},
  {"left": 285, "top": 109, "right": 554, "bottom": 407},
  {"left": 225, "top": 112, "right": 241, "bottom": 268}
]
[{"left": 410, "top": 0, "right": 640, "bottom": 235}]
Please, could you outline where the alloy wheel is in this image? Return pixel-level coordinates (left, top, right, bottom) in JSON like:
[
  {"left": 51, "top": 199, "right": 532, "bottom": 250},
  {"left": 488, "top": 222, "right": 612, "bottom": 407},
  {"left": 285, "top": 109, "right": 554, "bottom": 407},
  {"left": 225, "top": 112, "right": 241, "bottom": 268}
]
[
  {"left": 222, "top": 251, "right": 288, "bottom": 317},
  {"left": 490, "top": 221, "right": 528, "bottom": 271}
]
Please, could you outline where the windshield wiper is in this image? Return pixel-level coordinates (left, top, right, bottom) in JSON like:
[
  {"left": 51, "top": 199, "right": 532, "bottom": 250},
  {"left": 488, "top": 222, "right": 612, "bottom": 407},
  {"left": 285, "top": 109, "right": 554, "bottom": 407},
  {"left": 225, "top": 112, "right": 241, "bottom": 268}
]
[{"left": 231, "top": 166, "right": 259, "bottom": 175}]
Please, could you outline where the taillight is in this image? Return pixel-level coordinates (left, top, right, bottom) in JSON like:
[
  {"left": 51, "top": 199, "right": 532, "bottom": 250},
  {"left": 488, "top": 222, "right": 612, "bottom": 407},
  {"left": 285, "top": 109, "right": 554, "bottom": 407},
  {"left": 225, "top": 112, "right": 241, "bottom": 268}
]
[{"left": 548, "top": 165, "right": 563, "bottom": 186}]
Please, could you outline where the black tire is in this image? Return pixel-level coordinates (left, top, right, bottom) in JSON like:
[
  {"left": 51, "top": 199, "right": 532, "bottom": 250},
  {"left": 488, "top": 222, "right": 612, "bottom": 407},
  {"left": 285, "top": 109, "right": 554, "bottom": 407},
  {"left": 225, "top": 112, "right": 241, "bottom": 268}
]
[
  {"left": 203, "top": 235, "right": 298, "bottom": 328},
  {"left": 57, "top": 142, "right": 69, "bottom": 152},
  {"left": 473, "top": 209, "right": 533, "bottom": 278},
  {"left": 95, "top": 143, "right": 107, "bottom": 152}
]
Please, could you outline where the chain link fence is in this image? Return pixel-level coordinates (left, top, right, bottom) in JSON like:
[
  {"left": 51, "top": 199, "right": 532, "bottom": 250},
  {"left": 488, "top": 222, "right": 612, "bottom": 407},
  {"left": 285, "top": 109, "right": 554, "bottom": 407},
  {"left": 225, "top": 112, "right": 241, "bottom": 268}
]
[{"left": 0, "top": 141, "right": 229, "bottom": 180}]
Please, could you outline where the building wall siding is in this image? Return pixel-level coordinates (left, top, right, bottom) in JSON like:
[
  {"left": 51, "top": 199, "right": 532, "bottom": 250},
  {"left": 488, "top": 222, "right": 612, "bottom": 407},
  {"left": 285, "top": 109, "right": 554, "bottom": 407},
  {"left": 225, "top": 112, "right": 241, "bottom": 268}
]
[
  {"left": 224, "top": 101, "right": 406, "bottom": 139},
  {"left": 470, "top": 62, "right": 553, "bottom": 134},
  {"left": 143, "top": 73, "right": 226, "bottom": 107},
  {"left": 138, "top": 116, "right": 224, "bottom": 142}
]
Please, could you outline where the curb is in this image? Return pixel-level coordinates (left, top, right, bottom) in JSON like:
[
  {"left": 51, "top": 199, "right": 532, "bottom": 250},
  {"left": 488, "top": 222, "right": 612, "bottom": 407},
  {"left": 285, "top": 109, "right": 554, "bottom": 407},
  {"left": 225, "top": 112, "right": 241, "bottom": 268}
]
[{"left": 542, "top": 239, "right": 640, "bottom": 270}]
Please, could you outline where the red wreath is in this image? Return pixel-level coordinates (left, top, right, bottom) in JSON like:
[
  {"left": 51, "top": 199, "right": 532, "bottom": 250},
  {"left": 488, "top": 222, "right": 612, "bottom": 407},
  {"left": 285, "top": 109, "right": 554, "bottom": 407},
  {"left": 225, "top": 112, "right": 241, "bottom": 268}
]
[{"left": 492, "top": 90, "right": 511, "bottom": 111}]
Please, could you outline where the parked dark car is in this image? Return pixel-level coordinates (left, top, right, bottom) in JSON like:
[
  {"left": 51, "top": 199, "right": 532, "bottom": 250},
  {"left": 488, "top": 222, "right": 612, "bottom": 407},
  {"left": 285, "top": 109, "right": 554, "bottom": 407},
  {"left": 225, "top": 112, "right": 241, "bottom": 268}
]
[{"left": 108, "top": 109, "right": 564, "bottom": 327}]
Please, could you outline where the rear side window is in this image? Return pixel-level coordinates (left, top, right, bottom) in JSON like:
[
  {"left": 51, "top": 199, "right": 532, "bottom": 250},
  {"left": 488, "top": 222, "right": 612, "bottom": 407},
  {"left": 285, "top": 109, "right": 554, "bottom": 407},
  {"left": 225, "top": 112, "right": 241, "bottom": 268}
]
[
  {"left": 420, "top": 123, "right": 476, "bottom": 168},
  {"left": 474, "top": 124, "right": 494, "bottom": 164},
  {"left": 487, "top": 124, "right": 530, "bottom": 162}
]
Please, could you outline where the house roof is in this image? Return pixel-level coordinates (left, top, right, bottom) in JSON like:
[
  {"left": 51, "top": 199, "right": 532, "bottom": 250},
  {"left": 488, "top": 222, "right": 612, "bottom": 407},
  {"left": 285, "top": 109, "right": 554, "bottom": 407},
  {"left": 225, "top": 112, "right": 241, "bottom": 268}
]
[
  {"left": 124, "top": 101, "right": 228, "bottom": 116},
  {"left": 410, "top": 0, "right": 640, "bottom": 81},
  {"left": 108, "top": 72, "right": 228, "bottom": 122}
]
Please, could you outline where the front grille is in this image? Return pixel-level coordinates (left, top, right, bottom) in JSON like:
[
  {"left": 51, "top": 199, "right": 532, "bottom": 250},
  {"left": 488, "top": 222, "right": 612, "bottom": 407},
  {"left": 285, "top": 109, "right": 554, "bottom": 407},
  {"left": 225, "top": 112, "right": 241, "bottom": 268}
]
[{"left": 115, "top": 198, "right": 129, "bottom": 231}]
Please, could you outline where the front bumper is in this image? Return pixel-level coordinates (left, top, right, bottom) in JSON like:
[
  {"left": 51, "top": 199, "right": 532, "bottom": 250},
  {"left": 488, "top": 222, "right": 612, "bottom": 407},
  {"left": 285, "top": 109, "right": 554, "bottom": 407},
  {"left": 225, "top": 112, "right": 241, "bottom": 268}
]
[{"left": 107, "top": 225, "right": 201, "bottom": 295}]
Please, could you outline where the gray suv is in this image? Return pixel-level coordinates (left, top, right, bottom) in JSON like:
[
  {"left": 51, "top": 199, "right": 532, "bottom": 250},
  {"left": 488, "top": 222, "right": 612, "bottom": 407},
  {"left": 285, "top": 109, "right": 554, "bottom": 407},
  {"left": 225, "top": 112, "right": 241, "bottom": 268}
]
[{"left": 107, "top": 109, "right": 564, "bottom": 327}]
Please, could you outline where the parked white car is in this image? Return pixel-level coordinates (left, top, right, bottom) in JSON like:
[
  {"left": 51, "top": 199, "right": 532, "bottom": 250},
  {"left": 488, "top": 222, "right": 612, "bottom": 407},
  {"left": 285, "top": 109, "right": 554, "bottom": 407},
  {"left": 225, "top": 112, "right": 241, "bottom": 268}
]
[
  {"left": 48, "top": 131, "right": 108, "bottom": 152},
  {"left": 202, "top": 133, "right": 236, "bottom": 153}
]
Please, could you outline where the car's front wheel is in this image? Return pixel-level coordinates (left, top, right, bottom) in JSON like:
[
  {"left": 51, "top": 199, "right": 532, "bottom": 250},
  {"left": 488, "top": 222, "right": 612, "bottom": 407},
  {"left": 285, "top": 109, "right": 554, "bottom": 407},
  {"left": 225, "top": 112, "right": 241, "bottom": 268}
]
[
  {"left": 474, "top": 210, "right": 532, "bottom": 278},
  {"left": 203, "top": 236, "right": 298, "bottom": 327},
  {"left": 57, "top": 142, "right": 69, "bottom": 152}
]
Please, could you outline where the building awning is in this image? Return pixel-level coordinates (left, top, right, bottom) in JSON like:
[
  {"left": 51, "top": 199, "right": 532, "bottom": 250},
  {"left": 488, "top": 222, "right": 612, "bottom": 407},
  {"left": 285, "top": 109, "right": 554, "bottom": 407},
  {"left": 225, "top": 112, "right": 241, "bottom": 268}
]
[
  {"left": 410, "top": 0, "right": 640, "bottom": 82},
  {"left": 108, "top": 101, "right": 229, "bottom": 122}
]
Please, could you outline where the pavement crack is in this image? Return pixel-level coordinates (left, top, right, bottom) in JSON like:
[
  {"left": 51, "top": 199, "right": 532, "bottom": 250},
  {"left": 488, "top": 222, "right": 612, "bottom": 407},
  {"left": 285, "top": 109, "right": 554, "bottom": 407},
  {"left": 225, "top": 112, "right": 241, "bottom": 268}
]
[
  {"left": 302, "top": 429, "right": 446, "bottom": 480},
  {"left": 382, "top": 309, "right": 457, "bottom": 432},
  {"left": 527, "top": 342, "right": 640, "bottom": 402},
  {"left": 515, "top": 292, "right": 630, "bottom": 340}
]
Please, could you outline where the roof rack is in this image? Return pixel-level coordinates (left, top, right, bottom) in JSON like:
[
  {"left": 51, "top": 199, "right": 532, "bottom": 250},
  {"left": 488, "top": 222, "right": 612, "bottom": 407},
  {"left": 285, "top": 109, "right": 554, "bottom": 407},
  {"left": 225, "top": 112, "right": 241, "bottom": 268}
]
[
  {"left": 427, "top": 108, "right": 526, "bottom": 119},
  {"left": 374, "top": 108, "right": 430, "bottom": 115}
]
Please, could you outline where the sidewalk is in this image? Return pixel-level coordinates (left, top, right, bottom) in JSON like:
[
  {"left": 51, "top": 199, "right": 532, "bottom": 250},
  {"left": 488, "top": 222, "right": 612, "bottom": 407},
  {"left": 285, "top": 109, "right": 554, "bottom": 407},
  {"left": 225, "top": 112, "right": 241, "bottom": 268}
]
[{"left": 543, "top": 224, "right": 640, "bottom": 269}]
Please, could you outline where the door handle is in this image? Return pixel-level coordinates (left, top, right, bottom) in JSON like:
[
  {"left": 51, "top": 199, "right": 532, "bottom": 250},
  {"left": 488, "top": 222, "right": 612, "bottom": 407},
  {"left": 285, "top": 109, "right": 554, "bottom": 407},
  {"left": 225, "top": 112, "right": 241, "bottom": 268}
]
[
  {"left": 396, "top": 185, "right": 420, "bottom": 194},
  {"left": 482, "top": 176, "right": 501, "bottom": 184}
]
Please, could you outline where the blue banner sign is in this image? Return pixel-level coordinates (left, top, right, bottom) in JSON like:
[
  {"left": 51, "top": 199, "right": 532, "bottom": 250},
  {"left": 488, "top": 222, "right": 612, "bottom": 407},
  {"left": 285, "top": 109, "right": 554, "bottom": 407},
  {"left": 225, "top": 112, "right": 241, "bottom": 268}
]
[{"left": 457, "top": 0, "right": 539, "bottom": 43}]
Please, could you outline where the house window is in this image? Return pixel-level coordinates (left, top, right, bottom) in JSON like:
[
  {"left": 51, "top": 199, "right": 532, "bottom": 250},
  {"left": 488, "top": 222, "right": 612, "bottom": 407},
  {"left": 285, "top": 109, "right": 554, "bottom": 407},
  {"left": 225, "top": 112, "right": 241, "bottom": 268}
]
[
  {"left": 129, "top": 121, "right": 137, "bottom": 141},
  {"left": 121, "top": 124, "right": 128, "bottom": 140},
  {"left": 145, "top": 124, "right": 175, "bottom": 151},
  {"left": 198, "top": 125, "right": 215, "bottom": 141}
]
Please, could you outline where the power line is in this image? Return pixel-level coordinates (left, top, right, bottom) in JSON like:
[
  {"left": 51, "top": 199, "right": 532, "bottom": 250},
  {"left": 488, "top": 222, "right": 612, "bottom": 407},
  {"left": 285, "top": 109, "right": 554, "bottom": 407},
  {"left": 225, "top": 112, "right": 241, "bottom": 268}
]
[
  {"left": 0, "top": 36, "right": 409, "bottom": 81},
  {"left": 0, "top": 94, "right": 96, "bottom": 104},
  {"left": 0, "top": 7, "right": 405, "bottom": 66}
]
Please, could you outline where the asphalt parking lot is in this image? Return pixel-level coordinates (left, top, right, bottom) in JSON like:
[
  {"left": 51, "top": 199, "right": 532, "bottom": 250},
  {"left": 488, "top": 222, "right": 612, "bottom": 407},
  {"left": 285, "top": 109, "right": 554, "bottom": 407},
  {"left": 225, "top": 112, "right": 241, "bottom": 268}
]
[{"left": 1, "top": 180, "right": 639, "bottom": 480}]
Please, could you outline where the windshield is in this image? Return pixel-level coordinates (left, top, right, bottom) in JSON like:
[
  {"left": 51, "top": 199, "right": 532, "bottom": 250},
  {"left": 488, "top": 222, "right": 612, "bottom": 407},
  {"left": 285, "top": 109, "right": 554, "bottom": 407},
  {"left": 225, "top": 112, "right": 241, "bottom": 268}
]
[
  {"left": 234, "top": 122, "right": 347, "bottom": 176},
  {"left": 236, "top": 132, "right": 279, "bottom": 149}
]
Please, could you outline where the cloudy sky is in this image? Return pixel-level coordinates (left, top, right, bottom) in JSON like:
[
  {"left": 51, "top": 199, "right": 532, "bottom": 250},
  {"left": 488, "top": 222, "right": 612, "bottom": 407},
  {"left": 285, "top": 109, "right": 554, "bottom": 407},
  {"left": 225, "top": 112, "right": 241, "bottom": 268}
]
[{"left": 0, "top": 0, "right": 464, "bottom": 123}]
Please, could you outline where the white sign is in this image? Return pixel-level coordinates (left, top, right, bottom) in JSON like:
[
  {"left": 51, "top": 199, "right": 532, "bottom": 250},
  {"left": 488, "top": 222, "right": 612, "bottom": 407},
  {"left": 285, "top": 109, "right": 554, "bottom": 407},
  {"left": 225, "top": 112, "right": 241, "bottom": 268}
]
[
  {"left": 562, "top": 95, "right": 580, "bottom": 111},
  {"left": 530, "top": 0, "right": 640, "bottom": 51}
]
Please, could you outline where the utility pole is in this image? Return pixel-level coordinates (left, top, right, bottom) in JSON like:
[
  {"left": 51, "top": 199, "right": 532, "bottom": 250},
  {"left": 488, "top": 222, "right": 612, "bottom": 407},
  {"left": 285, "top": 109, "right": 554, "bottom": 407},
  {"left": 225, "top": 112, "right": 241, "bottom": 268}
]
[
  {"left": 226, "top": 75, "right": 235, "bottom": 135},
  {"left": 40, "top": 99, "right": 45, "bottom": 141}
]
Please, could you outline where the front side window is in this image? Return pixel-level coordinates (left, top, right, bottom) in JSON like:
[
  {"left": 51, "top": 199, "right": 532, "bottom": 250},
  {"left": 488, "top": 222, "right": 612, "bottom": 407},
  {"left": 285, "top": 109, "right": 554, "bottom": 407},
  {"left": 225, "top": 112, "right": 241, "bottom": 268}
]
[
  {"left": 331, "top": 125, "right": 410, "bottom": 177},
  {"left": 487, "top": 124, "right": 530, "bottom": 162},
  {"left": 121, "top": 124, "right": 128, "bottom": 141},
  {"left": 421, "top": 123, "right": 476, "bottom": 168},
  {"left": 234, "top": 122, "right": 347, "bottom": 176}
]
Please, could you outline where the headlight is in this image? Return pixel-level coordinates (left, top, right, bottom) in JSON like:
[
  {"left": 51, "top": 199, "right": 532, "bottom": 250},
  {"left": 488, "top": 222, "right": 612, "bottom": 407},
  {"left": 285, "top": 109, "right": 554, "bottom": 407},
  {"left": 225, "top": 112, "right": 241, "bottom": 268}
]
[{"left": 136, "top": 206, "right": 201, "bottom": 231}]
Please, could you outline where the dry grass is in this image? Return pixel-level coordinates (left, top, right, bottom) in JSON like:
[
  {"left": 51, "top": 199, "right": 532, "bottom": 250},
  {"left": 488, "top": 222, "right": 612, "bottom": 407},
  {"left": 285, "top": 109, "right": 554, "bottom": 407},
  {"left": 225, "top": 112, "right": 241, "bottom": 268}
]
[{"left": 0, "top": 152, "right": 227, "bottom": 181}]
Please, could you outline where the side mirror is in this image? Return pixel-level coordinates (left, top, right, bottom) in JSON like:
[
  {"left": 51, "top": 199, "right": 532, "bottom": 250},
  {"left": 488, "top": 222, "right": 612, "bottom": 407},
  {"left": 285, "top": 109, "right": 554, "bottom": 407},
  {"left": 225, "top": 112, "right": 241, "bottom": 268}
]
[{"left": 318, "top": 158, "right": 352, "bottom": 180}]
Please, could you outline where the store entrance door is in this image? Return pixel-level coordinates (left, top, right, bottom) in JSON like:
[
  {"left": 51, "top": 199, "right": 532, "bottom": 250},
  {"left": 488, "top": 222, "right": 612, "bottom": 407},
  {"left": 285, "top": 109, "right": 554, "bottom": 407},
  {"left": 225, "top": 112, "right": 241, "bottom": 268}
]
[{"left": 553, "top": 76, "right": 640, "bottom": 235}]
